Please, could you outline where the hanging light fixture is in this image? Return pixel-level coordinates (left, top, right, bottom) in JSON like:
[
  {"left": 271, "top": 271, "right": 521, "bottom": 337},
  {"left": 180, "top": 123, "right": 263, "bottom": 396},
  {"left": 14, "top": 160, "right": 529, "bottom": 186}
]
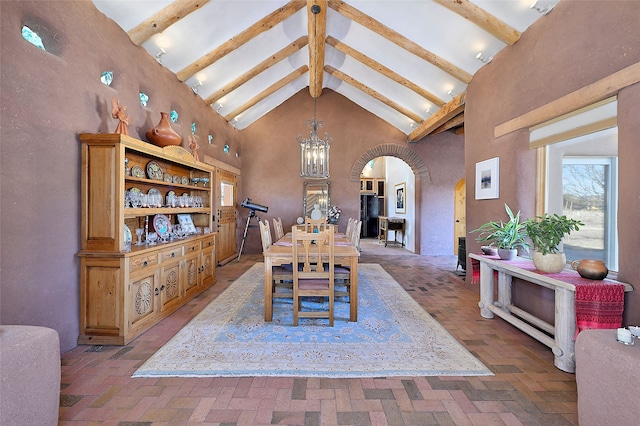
[{"left": 298, "top": 4, "right": 331, "bottom": 179}]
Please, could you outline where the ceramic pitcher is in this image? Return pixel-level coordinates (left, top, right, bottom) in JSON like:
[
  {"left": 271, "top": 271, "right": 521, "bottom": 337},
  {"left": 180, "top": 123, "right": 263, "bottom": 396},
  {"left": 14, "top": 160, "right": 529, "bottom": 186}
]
[{"left": 571, "top": 259, "right": 608, "bottom": 280}]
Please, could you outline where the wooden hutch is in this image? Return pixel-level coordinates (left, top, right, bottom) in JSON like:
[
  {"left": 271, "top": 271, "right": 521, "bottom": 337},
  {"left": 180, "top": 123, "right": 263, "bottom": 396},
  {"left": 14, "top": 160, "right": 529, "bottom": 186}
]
[{"left": 77, "top": 134, "right": 217, "bottom": 345}]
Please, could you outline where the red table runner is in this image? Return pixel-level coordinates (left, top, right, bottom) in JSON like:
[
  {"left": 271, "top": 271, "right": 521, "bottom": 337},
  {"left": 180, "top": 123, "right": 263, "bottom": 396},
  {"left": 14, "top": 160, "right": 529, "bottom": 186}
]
[{"left": 470, "top": 255, "right": 625, "bottom": 337}]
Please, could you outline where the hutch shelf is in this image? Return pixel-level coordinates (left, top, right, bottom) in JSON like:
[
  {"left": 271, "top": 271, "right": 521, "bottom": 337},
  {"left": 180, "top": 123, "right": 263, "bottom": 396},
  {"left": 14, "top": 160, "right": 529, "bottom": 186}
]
[{"left": 78, "top": 133, "right": 217, "bottom": 345}]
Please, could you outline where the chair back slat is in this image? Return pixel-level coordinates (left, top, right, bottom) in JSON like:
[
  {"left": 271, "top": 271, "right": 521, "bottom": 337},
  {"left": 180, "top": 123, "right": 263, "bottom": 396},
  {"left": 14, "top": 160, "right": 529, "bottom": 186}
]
[
  {"left": 273, "top": 217, "right": 284, "bottom": 240},
  {"left": 258, "top": 219, "right": 272, "bottom": 252}
]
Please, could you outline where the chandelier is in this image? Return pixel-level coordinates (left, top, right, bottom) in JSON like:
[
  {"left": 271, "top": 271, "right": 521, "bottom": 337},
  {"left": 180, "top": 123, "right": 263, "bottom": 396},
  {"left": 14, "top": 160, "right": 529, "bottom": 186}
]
[{"left": 298, "top": 4, "right": 331, "bottom": 179}]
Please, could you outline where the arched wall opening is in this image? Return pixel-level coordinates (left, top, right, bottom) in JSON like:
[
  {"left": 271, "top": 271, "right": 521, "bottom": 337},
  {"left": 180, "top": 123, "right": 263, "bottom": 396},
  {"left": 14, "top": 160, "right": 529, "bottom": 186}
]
[{"left": 350, "top": 144, "right": 431, "bottom": 254}]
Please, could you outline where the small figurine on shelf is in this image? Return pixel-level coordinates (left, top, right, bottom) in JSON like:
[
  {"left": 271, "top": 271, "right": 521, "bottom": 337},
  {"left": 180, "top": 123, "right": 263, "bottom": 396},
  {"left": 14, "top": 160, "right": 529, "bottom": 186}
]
[
  {"left": 111, "top": 97, "right": 130, "bottom": 135},
  {"left": 188, "top": 134, "right": 200, "bottom": 161}
]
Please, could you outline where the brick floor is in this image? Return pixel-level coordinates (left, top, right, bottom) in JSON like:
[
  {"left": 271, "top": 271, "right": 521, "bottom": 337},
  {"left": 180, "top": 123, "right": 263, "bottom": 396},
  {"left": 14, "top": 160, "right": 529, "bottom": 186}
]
[{"left": 59, "top": 240, "right": 577, "bottom": 425}]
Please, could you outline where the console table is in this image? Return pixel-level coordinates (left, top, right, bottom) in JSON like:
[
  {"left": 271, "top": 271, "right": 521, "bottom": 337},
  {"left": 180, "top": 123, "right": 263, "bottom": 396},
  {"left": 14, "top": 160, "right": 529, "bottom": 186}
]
[
  {"left": 378, "top": 216, "right": 405, "bottom": 247},
  {"left": 469, "top": 253, "right": 633, "bottom": 373}
]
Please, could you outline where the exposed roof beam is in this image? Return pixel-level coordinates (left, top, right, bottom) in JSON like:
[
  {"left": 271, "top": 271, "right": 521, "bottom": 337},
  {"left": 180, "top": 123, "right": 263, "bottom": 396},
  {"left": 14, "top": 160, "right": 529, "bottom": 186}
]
[
  {"left": 224, "top": 65, "right": 309, "bottom": 121},
  {"left": 127, "top": 0, "right": 209, "bottom": 46},
  {"left": 326, "top": 66, "right": 424, "bottom": 123},
  {"left": 308, "top": 0, "right": 327, "bottom": 98},
  {"left": 433, "top": 0, "right": 521, "bottom": 45},
  {"left": 205, "top": 35, "right": 308, "bottom": 105},
  {"left": 430, "top": 113, "right": 465, "bottom": 136},
  {"left": 328, "top": 0, "right": 472, "bottom": 84},
  {"left": 326, "top": 36, "right": 445, "bottom": 107},
  {"left": 409, "top": 92, "right": 466, "bottom": 142},
  {"left": 177, "top": 0, "right": 305, "bottom": 81}
]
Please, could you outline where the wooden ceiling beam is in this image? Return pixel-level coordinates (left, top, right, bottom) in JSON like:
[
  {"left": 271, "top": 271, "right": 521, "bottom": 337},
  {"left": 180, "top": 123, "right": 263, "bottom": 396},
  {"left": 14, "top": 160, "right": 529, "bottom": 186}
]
[
  {"left": 205, "top": 35, "right": 308, "bottom": 105},
  {"left": 433, "top": 0, "right": 521, "bottom": 45},
  {"left": 408, "top": 92, "right": 466, "bottom": 142},
  {"left": 224, "top": 65, "right": 309, "bottom": 121},
  {"left": 128, "top": 0, "right": 209, "bottom": 46},
  {"left": 430, "top": 112, "right": 465, "bottom": 136},
  {"left": 326, "top": 66, "right": 424, "bottom": 123},
  {"left": 177, "top": 0, "right": 305, "bottom": 81},
  {"left": 308, "top": 0, "right": 327, "bottom": 98},
  {"left": 328, "top": 0, "right": 472, "bottom": 84},
  {"left": 326, "top": 36, "right": 445, "bottom": 107}
]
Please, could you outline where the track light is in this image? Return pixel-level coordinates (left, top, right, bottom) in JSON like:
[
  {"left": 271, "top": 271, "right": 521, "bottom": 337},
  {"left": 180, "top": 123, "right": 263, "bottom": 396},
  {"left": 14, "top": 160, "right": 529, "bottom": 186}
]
[
  {"left": 215, "top": 103, "right": 223, "bottom": 112},
  {"left": 155, "top": 48, "right": 166, "bottom": 63},
  {"left": 447, "top": 89, "right": 456, "bottom": 98},
  {"left": 191, "top": 80, "right": 203, "bottom": 94},
  {"left": 530, "top": 0, "right": 554, "bottom": 15},
  {"left": 475, "top": 52, "right": 493, "bottom": 64}
]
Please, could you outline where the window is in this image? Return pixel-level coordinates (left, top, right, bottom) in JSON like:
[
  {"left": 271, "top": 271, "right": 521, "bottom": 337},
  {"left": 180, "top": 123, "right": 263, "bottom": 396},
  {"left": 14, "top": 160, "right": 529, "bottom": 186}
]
[
  {"left": 533, "top": 97, "right": 619, "bottom": 271},
  {"left": 545, "top": 127, "right": 618, "bottom": 271},
  {"left": 220, "top": 181, "right": 234, "bottom": 207},
  {"left": 562, "top": 157, "right": 618, "bottom": 270},
  {"left": 21, "top": 26, "right": 46, "bottom": 50}
]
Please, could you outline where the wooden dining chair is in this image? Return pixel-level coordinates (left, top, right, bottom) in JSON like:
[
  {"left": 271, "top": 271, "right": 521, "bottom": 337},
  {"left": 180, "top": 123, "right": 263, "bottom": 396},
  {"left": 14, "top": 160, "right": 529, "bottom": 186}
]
[
  {"left": 344, "top": 218, "right": 354, "bottom": 240},
  {"left": 305, "top": 216, "right": 327, "bottom": 233},
  {"left": 273, "top": 217, "right": 284, "bottom": 240},
  {"left": 334, "top": 220, "right": 361, "bottom": 301},
  {"left": 292, "top": 226, "right": 335, "bottom": 326},
  {"left": 259, "top": 219, "right": 293, "bottom": 300}
]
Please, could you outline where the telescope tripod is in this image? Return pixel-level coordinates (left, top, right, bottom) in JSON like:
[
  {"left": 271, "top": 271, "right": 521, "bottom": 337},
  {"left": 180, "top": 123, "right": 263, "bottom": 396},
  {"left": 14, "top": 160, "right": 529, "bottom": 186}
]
[{"left": 237, "top": 209, "right": 260, "bottom": 261}]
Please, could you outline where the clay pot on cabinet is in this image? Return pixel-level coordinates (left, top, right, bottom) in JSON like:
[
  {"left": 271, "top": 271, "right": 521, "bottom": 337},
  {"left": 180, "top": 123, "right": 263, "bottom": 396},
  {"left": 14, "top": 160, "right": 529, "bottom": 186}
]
[
  {"left": 571, "top": 259, "right": 608, "bottom": 280},
  {"left": 146, "top": 112, "right": 181, "bottom": 147}
]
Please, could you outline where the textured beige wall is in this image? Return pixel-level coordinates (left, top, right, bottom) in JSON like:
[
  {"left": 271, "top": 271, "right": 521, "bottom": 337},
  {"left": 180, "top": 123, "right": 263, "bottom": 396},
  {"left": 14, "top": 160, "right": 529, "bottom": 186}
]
[
  {"left": 0, "top": 1, "right": 465, "bottom": 351},
  {"left": 464, "top": 1, "right": 640, "bottom": 325}
]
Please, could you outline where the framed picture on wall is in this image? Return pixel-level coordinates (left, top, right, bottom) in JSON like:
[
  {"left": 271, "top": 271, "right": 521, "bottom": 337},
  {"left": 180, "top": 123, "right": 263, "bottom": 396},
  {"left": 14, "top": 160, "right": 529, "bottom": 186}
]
[
  {"left": 475, "top": 157, "right": 500, "bottom": 200},
  {"left": 395, "top": 182, "right": 406, "bottom": 214}
]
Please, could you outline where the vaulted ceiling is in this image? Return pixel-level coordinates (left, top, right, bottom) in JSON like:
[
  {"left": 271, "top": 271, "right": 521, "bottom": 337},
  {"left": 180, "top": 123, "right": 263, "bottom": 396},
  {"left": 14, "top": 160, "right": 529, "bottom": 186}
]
[{"left": 93, "top": 0, "right": 558, "bottom": 141}]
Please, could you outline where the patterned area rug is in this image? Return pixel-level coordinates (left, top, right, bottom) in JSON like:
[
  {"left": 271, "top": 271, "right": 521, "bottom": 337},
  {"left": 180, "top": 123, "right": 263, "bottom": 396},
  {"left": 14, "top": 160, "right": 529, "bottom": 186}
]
[{"left": 133, "top": 263, "right": 492, "bottom": 378}]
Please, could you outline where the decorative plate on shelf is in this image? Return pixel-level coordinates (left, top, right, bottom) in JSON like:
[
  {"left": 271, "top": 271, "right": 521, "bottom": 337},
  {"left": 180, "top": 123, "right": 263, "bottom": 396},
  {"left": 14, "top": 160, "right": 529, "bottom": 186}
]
[
  {"left": 128, "top": 187, "right": 142, "bottom": 194},
  {"left": 173, "top": 174, "right": 180, "bottom": 184},
  {"left": 163, "top": 173, "right": 172, "bottom": 182},
  {"left": 148, "top": 188, "right": 161, "bottom": 197},
  {"left": 153, "top": 214, "right": 171, "bottom": 236},
  {"left": 181, "top": 176, "right": 189, "bottom": 185},
  {"left": 131, "top": 165, "right": 145, "bottom": 179},
  {"left": 124, "top": 224, "right": 132, "bottom": 244},
  {"left": 146, "top": 161, "right": 163, "bottom": 180}
]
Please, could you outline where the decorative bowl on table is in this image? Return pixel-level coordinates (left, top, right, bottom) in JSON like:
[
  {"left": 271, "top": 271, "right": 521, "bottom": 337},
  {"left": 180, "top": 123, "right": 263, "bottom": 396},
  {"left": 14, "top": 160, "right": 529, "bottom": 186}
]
[{"left": 481, "top": 246, "right": 498, "bottom": 256}]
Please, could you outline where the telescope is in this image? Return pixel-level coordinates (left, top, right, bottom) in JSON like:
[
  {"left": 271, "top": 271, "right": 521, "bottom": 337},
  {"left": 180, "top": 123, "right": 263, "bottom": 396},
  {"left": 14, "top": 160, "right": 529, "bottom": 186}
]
[{"left": 241, "top": 198, "right": 268, "bottom": 213}]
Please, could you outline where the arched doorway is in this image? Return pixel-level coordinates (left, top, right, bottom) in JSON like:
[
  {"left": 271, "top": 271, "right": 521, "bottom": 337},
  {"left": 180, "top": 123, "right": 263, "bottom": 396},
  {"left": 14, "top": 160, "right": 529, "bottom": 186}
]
[{"left": 350, "top": 144, "right": 431, "bottom": 254}]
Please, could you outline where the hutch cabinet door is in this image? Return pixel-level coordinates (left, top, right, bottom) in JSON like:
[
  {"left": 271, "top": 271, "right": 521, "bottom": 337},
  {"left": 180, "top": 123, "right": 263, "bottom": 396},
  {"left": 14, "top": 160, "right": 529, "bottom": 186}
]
[
  {"left": 159, "top": 260, "right": 181, "bottom": 312},
  {"left": 183, "top": 253, "right": 200, "bottom": 298},
  {"left": 128, "top": 272, "right": 159, "bottom": 332},
  {"left": 80, "top": 258, "right": 123, "bottom": 340}
]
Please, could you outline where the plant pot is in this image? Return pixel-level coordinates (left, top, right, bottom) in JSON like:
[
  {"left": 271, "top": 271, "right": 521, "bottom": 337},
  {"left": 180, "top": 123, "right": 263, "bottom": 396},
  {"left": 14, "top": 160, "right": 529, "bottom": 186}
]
[
  {"left": 498, "top": 248, "right": 517, "bottom": 260},
  {"left": 532, "top": 251, "right": 566, "bottom": 273}
]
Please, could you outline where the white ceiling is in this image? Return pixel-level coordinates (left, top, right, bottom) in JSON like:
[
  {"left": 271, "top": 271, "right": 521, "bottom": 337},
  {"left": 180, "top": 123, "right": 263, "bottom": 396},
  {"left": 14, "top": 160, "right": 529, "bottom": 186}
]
[{"left": 93, "top": 0, "right": 558, "bottom": 136}]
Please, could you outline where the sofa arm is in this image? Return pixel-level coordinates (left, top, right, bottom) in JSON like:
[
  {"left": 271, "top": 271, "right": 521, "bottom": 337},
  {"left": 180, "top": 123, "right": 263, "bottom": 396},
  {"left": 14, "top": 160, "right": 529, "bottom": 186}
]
[
  {"left": 0, "top": 325, "right": 60, "bottom": 426},
  {"left": 575, "top": 329, "right": 640, "bottom": 426}
]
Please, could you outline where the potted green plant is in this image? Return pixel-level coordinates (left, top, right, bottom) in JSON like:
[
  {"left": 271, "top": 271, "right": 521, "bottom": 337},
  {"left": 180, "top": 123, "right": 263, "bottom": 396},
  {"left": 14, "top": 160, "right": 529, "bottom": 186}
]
[
  {"left": 472, "top": 204, "right": 528, "bottom": 260},
  {"left": 524, "top": 213, "right": 584, "bottom": 273}
]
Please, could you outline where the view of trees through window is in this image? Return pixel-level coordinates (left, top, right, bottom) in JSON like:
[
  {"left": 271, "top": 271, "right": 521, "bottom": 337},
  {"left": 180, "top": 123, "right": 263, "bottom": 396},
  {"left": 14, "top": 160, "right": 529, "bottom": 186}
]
[{"left": 562, "top": 159, "right": 617, "bottom": 269}]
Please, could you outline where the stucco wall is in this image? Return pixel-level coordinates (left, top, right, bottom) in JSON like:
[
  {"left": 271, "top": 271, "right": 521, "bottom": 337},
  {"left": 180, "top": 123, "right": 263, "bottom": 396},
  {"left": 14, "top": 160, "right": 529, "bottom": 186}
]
[
  {"left": 0, "top": 1, "right": 241, "bottom": 352},
  {"left": 1, "top": 1, "right": 465, "bottom": 352},
  {"left": 239, "top": 89, "right": 465, "bottom": 255},
  {"left": 464, "top": 1, "right": 640, "bottom": 325}
]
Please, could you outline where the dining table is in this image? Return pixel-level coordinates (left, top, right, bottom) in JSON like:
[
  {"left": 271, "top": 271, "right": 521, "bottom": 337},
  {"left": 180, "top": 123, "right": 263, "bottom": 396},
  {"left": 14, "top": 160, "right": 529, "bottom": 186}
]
[{"left": 262, "top": 229, "right": 360, "bottom": 322}]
